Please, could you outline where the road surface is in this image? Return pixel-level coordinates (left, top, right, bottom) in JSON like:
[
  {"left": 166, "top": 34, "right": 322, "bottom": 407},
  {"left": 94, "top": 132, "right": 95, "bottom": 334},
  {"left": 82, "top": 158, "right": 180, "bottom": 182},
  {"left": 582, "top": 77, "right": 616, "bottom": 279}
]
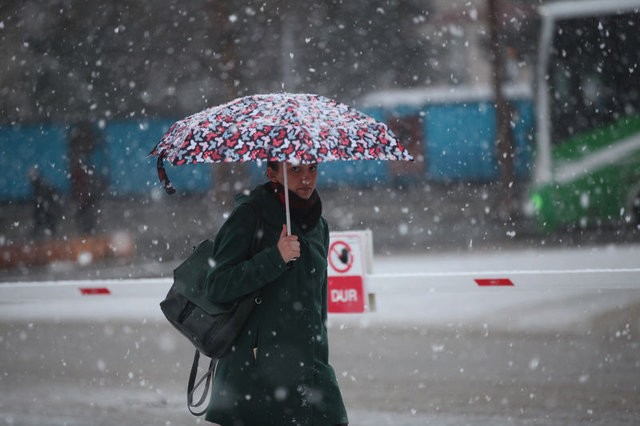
[{"left": 2, "top": 246, "right": 639, "bottom": 425}]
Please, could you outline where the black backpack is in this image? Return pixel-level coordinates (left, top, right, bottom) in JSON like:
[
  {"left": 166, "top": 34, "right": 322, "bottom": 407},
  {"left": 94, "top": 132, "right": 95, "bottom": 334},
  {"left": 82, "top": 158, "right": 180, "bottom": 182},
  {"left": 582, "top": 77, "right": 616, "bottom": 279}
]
[{"left": 160, "top": 202, "right": 263, "bottom": 415}]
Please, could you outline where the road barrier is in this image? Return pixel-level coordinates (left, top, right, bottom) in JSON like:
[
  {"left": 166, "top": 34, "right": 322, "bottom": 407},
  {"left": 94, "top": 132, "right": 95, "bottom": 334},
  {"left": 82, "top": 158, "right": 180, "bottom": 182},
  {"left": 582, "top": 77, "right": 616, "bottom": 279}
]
[
  {"left": 1, "top": 267, "right": 640, "bottom": 334},
  {"left": 2, "top": 231, "right": 639, "bottom": 322},
  {"left": 1, "top": 267, "right": 639, "bottom": 305}
]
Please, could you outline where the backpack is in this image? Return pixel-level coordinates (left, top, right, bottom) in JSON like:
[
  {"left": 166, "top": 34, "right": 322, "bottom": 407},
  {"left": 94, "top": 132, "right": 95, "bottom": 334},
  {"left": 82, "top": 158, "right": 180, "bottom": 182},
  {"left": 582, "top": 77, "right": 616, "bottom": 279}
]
[{"left": 159, "top": 202, "right": 263, "bottom": 415}]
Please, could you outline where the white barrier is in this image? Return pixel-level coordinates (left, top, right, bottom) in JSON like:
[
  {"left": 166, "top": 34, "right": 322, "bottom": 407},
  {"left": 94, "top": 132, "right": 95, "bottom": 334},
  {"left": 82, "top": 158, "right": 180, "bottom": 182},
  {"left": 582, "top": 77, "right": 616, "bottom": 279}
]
[
  {"left": 1, "top": 267, "right": 640, "bottom": 303},
  {"left": 3, "top": 230, "right": 640, "bottom": 322},
  {"left": 0, "top": 278, "right": 171, "bottom": 301},
  {"left": 1, "top": 268, "right": 640, "bottom": 333},
  {"left": 367, "top": 268, "right": 640, "bottom": 292},
  {"left": 0, "top": 278, "right": 170, "bottom": 322}
]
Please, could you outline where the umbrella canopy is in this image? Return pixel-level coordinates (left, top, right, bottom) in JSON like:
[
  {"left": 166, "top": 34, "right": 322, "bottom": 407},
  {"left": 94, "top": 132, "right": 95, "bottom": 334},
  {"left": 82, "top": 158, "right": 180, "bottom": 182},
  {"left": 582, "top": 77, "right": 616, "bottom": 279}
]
[
  {"left": 149, "top": 92, "right": 413, "bottom": 231},
  {"left": 151, "top": 92, "right": 412, "bottom": 167}
]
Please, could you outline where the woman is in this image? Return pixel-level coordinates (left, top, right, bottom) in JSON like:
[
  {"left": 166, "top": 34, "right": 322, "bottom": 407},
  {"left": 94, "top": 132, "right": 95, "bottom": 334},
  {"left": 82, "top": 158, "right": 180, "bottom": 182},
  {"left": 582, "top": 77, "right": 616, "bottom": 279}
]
[{"left": 204, "top": 162, "right": 349, "bottom": 426}]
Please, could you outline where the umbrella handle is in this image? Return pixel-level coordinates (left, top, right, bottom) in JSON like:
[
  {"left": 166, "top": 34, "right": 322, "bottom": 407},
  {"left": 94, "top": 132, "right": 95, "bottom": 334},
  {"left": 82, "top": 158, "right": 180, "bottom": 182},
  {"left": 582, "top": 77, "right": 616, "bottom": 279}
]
[
  {"left": 157, "top": 155, "right": 176, "bottom": 195},
  {"left": 283, "top": 165, "right": 291, "bottom": 236}
]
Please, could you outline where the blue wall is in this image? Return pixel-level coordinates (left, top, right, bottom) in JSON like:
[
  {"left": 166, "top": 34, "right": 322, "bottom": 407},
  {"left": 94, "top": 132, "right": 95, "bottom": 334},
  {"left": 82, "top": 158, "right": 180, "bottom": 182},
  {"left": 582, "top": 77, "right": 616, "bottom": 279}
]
[
  {"left": 424, "top": 99, "right": 534, "bottom": 182},
  {"left": 105, "top": 120, "right": 211, "bottom": 196},
  {"left": 0, "top": 120, "right": 214, "bottom": 202},
  {"left": 0, "top": 98, "right": 535, "bottom": 202},
  {"left": 0, "top": 124, "right": 70, "bottom": 201}
]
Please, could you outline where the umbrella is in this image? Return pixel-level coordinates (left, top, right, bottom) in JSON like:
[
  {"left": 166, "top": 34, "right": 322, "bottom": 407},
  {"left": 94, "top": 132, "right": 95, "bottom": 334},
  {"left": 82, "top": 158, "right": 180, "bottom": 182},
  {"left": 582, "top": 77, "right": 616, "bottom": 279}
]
[{"left": 149, "top": 92, "right": 413, "bottom": 233}]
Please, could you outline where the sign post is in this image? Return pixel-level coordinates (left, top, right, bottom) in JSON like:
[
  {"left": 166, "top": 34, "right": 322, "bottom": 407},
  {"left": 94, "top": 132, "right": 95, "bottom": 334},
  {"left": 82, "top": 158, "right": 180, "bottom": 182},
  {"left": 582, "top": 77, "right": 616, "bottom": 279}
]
[{"left": 327, "top": 230, "right": 373, "bottom": 313}]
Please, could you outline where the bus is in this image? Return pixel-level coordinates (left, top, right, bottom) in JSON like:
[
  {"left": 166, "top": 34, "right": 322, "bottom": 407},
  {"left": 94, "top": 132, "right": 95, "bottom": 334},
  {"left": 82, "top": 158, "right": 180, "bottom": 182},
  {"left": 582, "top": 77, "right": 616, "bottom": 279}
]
[{"left": 527, "top": 0, "right": 640, "bottom": 231}]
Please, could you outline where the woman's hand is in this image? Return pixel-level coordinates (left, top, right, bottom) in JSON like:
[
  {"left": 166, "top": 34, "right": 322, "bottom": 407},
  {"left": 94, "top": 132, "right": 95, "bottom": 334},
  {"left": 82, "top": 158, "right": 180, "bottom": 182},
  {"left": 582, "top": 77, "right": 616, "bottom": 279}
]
[{"left": 277, "top": 225, "right": 300, "bottom": 263}]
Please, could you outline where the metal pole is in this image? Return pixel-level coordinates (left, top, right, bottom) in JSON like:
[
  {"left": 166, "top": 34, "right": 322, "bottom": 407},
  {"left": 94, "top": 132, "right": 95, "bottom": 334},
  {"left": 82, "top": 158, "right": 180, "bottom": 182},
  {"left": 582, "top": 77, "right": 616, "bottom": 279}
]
[
  {"left": 488, "top": 0, "right": 516, "bottom": 219},
  {"left": 283, "top": 165, "right": 292, "bottom": 235}
]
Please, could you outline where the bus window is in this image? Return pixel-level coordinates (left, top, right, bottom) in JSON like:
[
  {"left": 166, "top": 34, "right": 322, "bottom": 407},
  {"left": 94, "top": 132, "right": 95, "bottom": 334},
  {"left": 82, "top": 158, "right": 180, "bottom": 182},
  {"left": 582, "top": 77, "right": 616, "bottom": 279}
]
[
  {"left": 548, "top": 13, "right": 640, "bottom": 144},
  {"left": 528, "top": 2, "right": 640, "bottom": 231}
]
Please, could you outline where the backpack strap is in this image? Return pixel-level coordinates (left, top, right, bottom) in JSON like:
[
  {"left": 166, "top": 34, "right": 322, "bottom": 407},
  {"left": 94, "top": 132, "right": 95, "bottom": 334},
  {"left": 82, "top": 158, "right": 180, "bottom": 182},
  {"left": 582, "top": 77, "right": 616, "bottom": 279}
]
[{"left": 187, "top": 350, "right": 216, "bottom": 415}]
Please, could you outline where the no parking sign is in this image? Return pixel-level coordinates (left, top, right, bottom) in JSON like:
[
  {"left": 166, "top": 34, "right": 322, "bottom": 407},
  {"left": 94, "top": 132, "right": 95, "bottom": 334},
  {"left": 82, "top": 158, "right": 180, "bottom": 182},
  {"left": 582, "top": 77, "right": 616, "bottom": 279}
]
[{"left": 327, "top": 230, "right": 373, "bottom": 313}]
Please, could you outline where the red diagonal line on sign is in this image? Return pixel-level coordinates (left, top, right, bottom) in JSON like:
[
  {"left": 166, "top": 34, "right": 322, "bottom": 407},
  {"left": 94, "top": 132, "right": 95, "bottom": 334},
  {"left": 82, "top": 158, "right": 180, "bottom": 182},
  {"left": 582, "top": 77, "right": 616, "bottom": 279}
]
[
  {"left": 331, "top": 244, "right": 348, "bottom": 264},
  {"left": 328, "top": 240, "right": 354, "bottom": 273},
  {"left": 474, "top": 278, "right": 514, "bottom": 287},
  {"left": 79, "top": 287, "right": 111, "bottom": 295}
]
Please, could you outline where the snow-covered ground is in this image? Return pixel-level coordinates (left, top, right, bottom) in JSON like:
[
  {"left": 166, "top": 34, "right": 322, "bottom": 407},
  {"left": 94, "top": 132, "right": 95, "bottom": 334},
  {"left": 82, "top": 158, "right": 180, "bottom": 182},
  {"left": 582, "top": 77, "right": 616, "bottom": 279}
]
[
  {"left": 1, "top": 244, "right": 639, "bottom": 425},
  {"left": 354, "top": 243, "right": 640, "bottom": 333},
  {"left": 373, "top": 243, "right": 640, "bottom": 273}
]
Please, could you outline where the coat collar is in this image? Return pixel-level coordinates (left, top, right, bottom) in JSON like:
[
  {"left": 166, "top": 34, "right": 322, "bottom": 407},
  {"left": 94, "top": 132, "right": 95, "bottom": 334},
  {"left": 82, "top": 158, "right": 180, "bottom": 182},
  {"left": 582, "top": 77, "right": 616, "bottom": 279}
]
[{"left": 235, "top": 184, "right": 322, "bottom": 234}]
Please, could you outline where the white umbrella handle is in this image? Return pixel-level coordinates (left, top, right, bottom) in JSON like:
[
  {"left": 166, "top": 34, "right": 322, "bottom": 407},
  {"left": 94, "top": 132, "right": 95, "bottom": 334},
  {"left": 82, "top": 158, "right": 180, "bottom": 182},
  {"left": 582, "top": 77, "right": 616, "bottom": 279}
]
[{"left": 283, "top": 165, "right": 292, "bottom": 236}]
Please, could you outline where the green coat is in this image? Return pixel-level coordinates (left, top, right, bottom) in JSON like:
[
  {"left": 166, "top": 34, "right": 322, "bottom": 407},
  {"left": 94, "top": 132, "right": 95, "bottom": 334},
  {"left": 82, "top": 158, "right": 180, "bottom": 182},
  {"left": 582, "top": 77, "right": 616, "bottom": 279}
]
[{"left": 204, "top": 185, "right": 348, "bottom": 426}]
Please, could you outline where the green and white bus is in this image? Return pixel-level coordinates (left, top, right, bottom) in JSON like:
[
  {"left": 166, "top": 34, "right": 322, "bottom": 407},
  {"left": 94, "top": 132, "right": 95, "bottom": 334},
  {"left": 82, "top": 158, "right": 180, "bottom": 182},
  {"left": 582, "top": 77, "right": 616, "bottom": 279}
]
[{"left": 527, "top": 0, "right": 640, "bottom": 231}]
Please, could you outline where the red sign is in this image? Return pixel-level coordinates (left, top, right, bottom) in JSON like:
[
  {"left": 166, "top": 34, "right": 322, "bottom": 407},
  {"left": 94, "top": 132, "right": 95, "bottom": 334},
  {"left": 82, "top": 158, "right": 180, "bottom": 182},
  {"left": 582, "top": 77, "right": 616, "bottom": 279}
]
[
  {"left": 79, "top": 287, "right": 112, "bottom": 295},
  {"left": 474, "top": 278, "right": 514, "bottom": 287},
  {"left": 327, "top": 276, "right": 365, "bottom": 313},
  {"left": 328, "top": 240, "right": 354, "bottom": 274}
]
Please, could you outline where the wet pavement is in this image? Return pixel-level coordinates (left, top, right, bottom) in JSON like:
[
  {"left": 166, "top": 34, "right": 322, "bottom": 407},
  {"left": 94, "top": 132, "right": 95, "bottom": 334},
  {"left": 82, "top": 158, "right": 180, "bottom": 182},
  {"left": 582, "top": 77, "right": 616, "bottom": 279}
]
[{"left": 1, "top": 307, "right": 639, "bottom": 426}]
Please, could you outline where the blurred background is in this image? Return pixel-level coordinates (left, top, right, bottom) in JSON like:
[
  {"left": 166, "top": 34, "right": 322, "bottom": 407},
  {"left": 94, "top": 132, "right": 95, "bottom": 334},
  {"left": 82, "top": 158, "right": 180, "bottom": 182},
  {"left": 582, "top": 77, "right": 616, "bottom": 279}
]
[{"left": 1, "top": 0, "right": 639, "bottom": 280}]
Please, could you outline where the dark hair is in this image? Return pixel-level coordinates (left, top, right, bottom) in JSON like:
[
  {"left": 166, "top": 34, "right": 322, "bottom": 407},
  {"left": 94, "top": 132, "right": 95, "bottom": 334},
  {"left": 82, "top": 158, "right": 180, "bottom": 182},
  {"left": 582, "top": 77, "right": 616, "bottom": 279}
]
[{"left": 267, "top": 161, "right": 279, "bottom": 171}]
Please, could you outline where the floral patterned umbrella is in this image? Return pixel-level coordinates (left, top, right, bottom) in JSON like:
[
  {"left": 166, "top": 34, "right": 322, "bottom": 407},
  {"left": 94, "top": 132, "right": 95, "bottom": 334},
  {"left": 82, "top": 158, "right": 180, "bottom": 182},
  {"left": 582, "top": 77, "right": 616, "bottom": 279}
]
[{"left": 149, "top": 92, "right": 413, "bottom": 231}]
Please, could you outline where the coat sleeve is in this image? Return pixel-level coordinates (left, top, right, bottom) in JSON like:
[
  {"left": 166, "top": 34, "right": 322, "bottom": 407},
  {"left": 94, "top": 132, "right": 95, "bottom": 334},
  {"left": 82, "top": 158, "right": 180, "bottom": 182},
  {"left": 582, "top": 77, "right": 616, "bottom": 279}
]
[{"left": 205, "top": 203, "right": 287, "bottom": 304}]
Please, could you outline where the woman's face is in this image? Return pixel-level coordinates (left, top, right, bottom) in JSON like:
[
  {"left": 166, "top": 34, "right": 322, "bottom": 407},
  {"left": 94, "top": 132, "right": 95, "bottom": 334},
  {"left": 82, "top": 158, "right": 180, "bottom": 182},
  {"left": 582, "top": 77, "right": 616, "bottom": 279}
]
[{"left": 267, "top": 162, "right": 318, "bottom": 200}]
